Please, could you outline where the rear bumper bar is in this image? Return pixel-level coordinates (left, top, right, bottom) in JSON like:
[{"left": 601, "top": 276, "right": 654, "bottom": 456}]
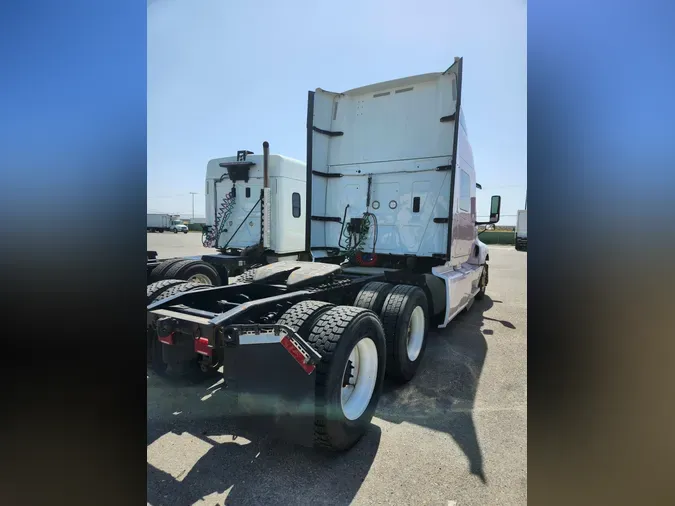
[{"left": 148, "top": 308, "right": 322, "bottom": 371}]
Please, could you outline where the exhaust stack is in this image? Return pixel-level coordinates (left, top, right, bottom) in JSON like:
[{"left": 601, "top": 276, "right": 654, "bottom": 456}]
[
  {"left": 263, "top": 141, "right": 270, "bottom": 189},
  {"left": 261, "top": 141, "right": 271, "bottom": 249}
]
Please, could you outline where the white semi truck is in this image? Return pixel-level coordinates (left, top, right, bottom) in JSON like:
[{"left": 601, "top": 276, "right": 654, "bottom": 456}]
[
  {"left": 146, "top": 58, "right": 501, "bottom": 452},
  {"left": 516, "top": 209, "right": 527, "bottom": 250},
  {"left": 146, "top": 145, "right": 307, "bottom": 286},
  {"left": 203, "top": 147, "right": 307, "bottom": 260}
]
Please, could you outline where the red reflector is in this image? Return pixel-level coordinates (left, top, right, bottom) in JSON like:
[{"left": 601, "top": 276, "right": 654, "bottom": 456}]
[
  {"left": 194, "top": 337, "right": 212, "bottom": 356},
  {"left": 158, "top": 332, "right": 174, "bottom": 345},
  {"left": 280, "top": 335, "right": 315, "bottom": 374}
]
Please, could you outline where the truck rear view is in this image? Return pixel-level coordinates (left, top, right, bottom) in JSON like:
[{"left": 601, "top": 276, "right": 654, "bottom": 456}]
[
  {"left": 308, "top": 58, "right": 501, "bottom": 325},
  {"left": 147, "top": 59, "right": 502, "bottom": 452}
]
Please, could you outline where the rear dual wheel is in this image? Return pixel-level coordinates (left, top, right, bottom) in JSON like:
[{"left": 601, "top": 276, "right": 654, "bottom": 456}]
[
  {"left": 354, "top": 282, "right": 430, "bottom": 384},
  {"left": 380, "top": 285, "right": 430, "bottom": 383},
  {"left": 279, "top": 302, "right": 386, "bottom": 451},
  {"left": 149, "top": 258, "right": 221, "bottom": 285}
]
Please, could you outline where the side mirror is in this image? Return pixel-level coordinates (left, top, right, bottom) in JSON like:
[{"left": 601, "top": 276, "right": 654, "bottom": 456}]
[
  {"left": 475, "top": 195, "right": 503, "bottom": 226},
  {"left": 489, "top": 195, "right": 501, "bottom": 223}
]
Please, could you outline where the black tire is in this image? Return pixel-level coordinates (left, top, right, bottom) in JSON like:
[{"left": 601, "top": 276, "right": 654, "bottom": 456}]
[
  {"left": 146, "top": 278, "right": 186, "bottom": 305},
  {"left": 475, "top": 264, "right": 488, "bottom": 300},
  {"left": 174, "top": 260, "right": 222, "bottom": 286},
  {"left": 231, "top": 267, "right": 258, "bottom": 284},
  {"left": 173, "top": 229, "right": 178, "bottom": 234},
  {"left": 149, "top": 258, "right": 185, "bottom": 283},
  {"left": 155, "top": 280, "right": 211, "bottom": 302},
  {"left": 306, "top": 306, "right": 386, "bottom": 451},
  {"left": 380, "top": 285, "right": 429, "bottom": 383},
  {"left": 162, "top": 259, "right": 195, "bottom": 281},
  {"left": 353, "top": 281, "right": 394, "bottom": 314},
  {"left": 277, "top": 300, "right": 335, "bottom": 339},
  {"left": 183, "top": 230, "right": 188, "bottom": 234}
]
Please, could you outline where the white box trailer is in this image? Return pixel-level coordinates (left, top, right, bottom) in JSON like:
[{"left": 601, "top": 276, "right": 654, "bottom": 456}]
[
  {"left": 516, "top": 209, "right": 527, "bottom": 250},
  {"left": 146, "top": 58, "right": 502, "bottom": 452},
  {"left": 147, "top": 213, "right": 174, "bottom": 232}
]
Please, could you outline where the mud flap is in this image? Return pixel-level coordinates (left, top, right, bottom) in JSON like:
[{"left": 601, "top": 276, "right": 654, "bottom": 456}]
[{"left": 221, "top": 334, "right": 318, "bottom": 447}]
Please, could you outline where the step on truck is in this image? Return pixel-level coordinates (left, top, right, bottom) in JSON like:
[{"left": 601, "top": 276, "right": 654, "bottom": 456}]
[
  {"left": 146, "top": 145, "right": 307, "bottom": 286},
  {"left": 147, "top": 58, "right": 502, "bottom": 451}
]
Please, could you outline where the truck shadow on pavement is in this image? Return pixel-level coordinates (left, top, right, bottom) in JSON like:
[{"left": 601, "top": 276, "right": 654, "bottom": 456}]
[
  {"left": 376, "top": 295, "right": 497, "bottom": 484},
  {"left": 147, "top": 377, "right": 381, "bottom": 506},
  {"left": 146, "top": 295, "right": 503, "bottom": 503}
]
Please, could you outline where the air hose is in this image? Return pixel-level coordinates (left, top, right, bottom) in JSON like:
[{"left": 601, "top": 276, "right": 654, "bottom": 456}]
[
  {"left": 202, "top": 185, "right": 236, "bottom": 248},
  {"left": 339, "top": 207, "right": 379, "bottom": 266}
]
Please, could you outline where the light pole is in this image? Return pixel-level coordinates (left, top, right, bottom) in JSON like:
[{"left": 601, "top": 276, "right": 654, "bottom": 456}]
[{"left": 189, "top": 192, "right": 197, "bottom": 220}]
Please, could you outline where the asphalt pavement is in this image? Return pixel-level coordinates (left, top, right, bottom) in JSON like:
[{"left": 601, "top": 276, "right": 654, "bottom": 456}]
[{"left": 147, "top": 233, "right": 527, "bottom": 506}]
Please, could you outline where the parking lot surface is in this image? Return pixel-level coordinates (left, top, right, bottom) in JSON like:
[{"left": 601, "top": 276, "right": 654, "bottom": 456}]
[{"left": 147, "top": 233, "right": 527, "bottom": 506}]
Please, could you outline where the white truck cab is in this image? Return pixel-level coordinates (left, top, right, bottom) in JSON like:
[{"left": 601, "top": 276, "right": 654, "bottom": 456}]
[
  {"left": 169, "top": 219, "right": 188, "bottom": 234},
  {"left": 307, "top": 57, "right": 501, "bottom": 327},
  {"left": 204, "top": 149, "right": 306, "bottom": 258}
]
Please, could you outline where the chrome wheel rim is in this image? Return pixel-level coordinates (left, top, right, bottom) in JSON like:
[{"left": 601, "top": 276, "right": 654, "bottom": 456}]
[
  {"left": 188, "top": 273, "right": 213, "bottom": 285},
  {"left": 341, "top": 337, "right": 378, "bottom": 420},
  {"left": 406, "top": 306, "right": 425, "bottom": 361}
]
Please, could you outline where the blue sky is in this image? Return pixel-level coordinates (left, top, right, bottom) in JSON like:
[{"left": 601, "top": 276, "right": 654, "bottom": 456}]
[{"left": 148, "top": 0, "right": 526, "bottom": 225}]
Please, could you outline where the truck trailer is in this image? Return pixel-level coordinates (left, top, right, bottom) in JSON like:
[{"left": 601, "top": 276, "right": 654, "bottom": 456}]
[
  {"left": 146, "top": 59, "right": 502, "bottom": 451},
  {"left": 147, "top": 213, "right": 188, "bottom": 233},
  {"left": 147, "top": 213, "right": 174, "bottom": 233}
]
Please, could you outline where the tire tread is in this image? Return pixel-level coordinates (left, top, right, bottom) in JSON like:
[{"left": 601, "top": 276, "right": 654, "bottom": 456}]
[
  {"left": 175, "top": 260, "right": 221, "bottom": 285},
  {"left": 147, "top": 278, "right": 186, "bottom": 305},
  {"left": 155, "top": 281, "right": 210, "bottom": 301},
  {"left": 380, "top": 284, "right": 427, "bottom": 381},
  {"left": 353, "top": 281, "right": 393, "bottom": 314},
  {"left": 277, "top": 300, "right": 334, "bottom": 338},
  {"left": 149, "top": 258, "right": 185, "bottom": 283},
  {"left": 162, "top": 259, "right": 194, "bottom": 281},
  {"left": 306, "top": 305, "right": 373, "bottom": 449}
]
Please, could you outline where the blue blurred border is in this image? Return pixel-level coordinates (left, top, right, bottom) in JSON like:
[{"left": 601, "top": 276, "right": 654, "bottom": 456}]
[
  {"left": 0, "top": 0, "right": 146, "bottom": 263},
  {"left": 0, "top": 2, "right": 147, "bottom": 505},
  {"left": 0, "top": 0, "right": 674, "bottom": 504},
  {"left": 528, "top": 0, "right": 675, "bottom": 504}
]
